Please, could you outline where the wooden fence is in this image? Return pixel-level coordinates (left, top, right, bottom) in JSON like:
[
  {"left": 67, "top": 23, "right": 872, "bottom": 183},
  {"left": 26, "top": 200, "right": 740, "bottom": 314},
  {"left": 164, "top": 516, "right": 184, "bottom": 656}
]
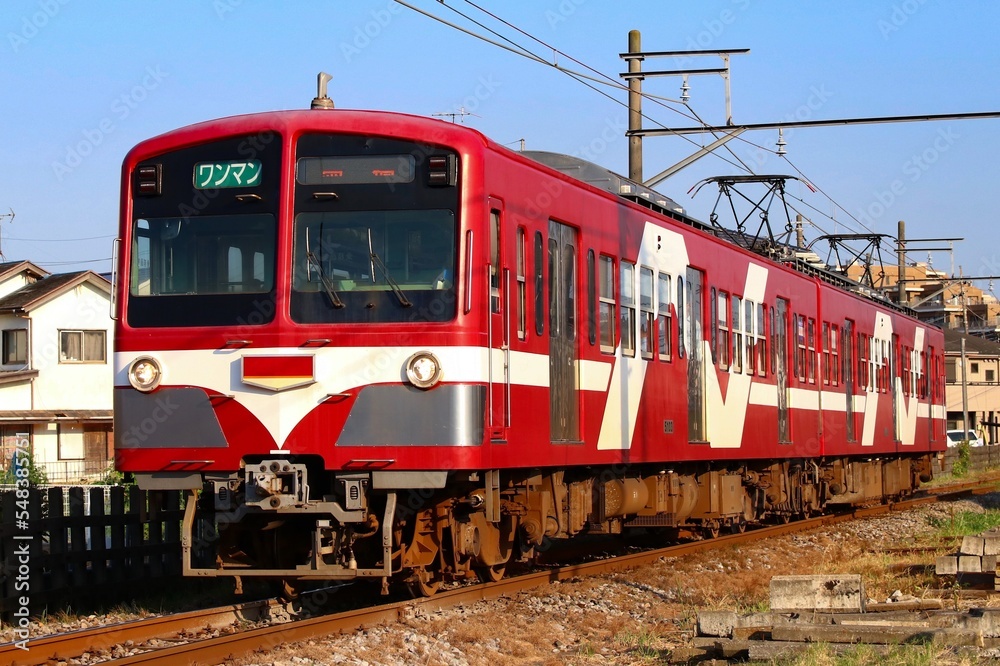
[
  {"left": 938, "top": 445, "right": 1000, "bottom": 476},
  {"left": 0, "top": 486, "right": 184, "bottom": 622}
]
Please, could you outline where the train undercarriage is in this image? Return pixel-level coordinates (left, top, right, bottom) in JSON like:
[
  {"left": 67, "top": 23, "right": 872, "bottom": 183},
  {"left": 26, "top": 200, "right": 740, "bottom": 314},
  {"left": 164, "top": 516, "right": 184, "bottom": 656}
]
[{"left": 181, "top": 453, "right": 936, "bottom": 596}]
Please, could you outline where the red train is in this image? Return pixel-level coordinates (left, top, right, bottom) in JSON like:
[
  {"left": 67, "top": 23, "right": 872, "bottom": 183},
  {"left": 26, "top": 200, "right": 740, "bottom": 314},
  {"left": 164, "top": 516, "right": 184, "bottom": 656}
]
[{"left": 113, "top": 86, "right": 945, "bottom": 595}]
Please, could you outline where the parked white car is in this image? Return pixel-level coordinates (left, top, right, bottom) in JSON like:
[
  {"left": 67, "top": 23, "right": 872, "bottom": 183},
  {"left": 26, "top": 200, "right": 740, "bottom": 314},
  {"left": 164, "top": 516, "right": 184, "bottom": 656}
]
[{"left": 946, "top": 429, "right": 985, "bottom": 447}]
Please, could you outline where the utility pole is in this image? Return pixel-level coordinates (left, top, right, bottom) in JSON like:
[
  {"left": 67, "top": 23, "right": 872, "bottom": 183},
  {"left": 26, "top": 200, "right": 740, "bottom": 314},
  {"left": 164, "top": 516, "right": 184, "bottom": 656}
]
[
  {"left": 897, "top": 220, "right": 907, "bottom": 306},
  {"left": 626, "top": 30, "right": 643, "bottom": 182}
]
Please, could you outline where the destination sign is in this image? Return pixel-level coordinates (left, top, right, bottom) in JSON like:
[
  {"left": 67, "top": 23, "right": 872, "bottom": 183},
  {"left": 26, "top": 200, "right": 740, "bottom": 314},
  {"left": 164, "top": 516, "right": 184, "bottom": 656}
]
[
  {"left": 193, "top": 160, "right": 262, "bottom": 189},
  {"left": 297, "top": 155, "right": 415, "bottom": 185}
]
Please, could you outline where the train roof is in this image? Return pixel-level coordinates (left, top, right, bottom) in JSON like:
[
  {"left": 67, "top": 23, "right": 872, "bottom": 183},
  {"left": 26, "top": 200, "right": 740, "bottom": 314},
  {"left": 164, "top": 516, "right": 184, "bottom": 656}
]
[{"left": 129, "top": 108, "right": 923, "bottom": 320}]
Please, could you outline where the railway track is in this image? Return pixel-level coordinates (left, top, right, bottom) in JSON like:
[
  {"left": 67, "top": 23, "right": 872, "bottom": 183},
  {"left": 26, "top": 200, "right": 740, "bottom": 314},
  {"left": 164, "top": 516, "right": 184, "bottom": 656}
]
[{"left": 4, "top": 475, "right": 999, "bottom": 666}]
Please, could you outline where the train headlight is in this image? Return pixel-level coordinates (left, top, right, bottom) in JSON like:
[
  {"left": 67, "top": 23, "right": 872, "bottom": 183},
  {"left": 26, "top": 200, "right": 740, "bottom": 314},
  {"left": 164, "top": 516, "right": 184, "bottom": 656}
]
[
  {"left": 405, "top": 351, "right": 442, "bottom": 389},
  {"left": 128, "top": 356, "right": 162, "bottom": 392}
]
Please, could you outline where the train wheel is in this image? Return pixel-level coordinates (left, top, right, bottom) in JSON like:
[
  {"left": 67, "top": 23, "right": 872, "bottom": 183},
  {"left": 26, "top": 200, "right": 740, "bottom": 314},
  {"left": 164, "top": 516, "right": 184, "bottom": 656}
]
[
  {"left": 279, "top": 578, "right": 302, "bottom": 601},
  {"left": 731, "top": 518, "right": 747, "bottom": 534},
  {"left": 702, "top": 523, "right": 720, "bottom": 539},
  {"left": 406, "top": 567, "right": 442, "bottom": 597},
  {"left": 476, "top": 564, "right": 506, "bottom": 583}
]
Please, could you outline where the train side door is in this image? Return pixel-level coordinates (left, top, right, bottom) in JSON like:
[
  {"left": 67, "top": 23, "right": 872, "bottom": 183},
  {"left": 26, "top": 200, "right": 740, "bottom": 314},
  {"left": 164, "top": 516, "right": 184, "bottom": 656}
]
[
  {"left": 488, "top": 203, "right": 508, "bottom": 440},
  {"left": 548, "top": 220, "right": 579, "bottom": 442},
  {"left": 775, "top": 298, "right": 791, "bottom": 443},
  {"left": 685, "top": 268, "right": 706, "bottom": 442}
]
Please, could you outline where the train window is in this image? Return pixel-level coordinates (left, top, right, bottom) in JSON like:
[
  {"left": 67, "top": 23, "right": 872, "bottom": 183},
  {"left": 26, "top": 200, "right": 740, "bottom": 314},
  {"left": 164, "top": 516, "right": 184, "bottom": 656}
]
[
  {"left": 732, "top": 296, "right": 743, "bottom": 374},
  {"left": 794, "top": 314, "right": 805, "bottom": 382},
  {"left": 598, "top": 255, "right": 615, "bottom": 354},
  {"left": 620, "top": 261, "right": 636, "bottom": 358},
  {"left": 807, "top": 318, "right": 816, "bottom": 384},
  {"left": 658, "top": 273, "right": 672, "bottom": 361},
  {"left": 717, "top": 291, "right": 730, "bottom": 370},
  {"left": 563, "top": 242, "right": 576, "bottom": 340},
  {"left": 639, "top": 267, "right": 654, "bottom": 360},
  {"left": 769, "top": 306, "right": 776, "bottom": 374},
  {"left": 822, "top": 322, "right": 830, "bottom": 385},
  {"left": 587, "top": 250, "right": 596, "bottom": 346},
  {"left": 830, "top": 324, "right": 840, "bottom": 386},
  {"left": 548, "top": 237, "right": 558, "bottom": 336},
  {"left": 919, "top": 350, "right": 927, "bottom": 398},
  {"left": 517, "top": 228, "right": 527, "bottom": 340},
  {"left": 676, "top": 276, "right": 685, "bottom": 359},
  {"left": 534, "top": 232, "right": 544, "bottom": 336},
  {"left": 745, "top": 299, "right": 755, "bottom": 375},
  {"left": 756, "top": 303, "right": 767, "bottom": 377},
  {"left": 490, "top": 210, "right": 501, "bottom": 314}
]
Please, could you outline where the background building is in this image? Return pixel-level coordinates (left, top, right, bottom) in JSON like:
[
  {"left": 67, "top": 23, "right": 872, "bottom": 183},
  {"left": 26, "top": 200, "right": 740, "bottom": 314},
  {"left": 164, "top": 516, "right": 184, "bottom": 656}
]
[{"left": 0, "top": 261, "right": 113, "bottom": 483}]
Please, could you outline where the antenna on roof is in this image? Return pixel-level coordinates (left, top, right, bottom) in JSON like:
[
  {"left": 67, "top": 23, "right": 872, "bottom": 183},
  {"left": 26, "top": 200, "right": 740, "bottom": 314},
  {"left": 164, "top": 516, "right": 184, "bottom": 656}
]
[
  {"left": 432, "top": 107, "right": 479, "bottom": 123},
  {"left": 0, "top": 208, "right": 14, "bottom": 260},
  {"left": 311, "top": 72, "right": 335, "bottom": 110}
]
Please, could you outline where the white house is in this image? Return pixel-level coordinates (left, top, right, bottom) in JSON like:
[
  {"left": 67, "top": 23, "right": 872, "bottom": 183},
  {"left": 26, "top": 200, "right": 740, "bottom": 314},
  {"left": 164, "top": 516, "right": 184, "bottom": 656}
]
[{"left": 0, "top": 261, "right": 113, "bottom": 483}]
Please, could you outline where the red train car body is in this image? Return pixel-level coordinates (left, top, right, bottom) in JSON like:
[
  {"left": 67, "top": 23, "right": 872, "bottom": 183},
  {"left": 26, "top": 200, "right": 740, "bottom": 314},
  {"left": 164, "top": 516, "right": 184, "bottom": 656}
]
[{"left": 114, "top": 106, "right": 945, "bottom": 593}]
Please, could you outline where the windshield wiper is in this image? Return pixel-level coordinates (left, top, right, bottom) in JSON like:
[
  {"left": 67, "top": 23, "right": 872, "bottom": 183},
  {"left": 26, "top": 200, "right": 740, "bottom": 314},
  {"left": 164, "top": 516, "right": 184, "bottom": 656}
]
[
  {"left": 306, "top": 250, "right": 345, "bottom": 309},
  {"left": 367, "top": 228, "right": 412, "bottom": 308}
]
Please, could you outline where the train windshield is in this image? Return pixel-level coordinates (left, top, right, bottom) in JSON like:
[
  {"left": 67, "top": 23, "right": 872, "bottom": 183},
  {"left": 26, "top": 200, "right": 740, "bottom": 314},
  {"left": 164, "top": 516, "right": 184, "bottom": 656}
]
[
  {"left": 290, "top": 210, "right": 456, "bottom": 323},
  {"left": 127, "top": 213, "right": 277, "bottom": 327}
]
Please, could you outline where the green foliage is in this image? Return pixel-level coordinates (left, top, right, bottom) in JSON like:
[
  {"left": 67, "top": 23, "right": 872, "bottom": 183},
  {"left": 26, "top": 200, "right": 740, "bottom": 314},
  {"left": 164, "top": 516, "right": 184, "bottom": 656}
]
[
  {"left": 92, "top": 462, "right": 126, "bottom": 486},
  {"left": 775, "top": 641, "right": 944, "bottom": 665},
  {"left": 1, "top": 450, "right": 48, "bottom": 486},
  {"left": 951, "top": 440, "right": 971, "bottom": 478},
  {"left": 929, "top": 508, "right": 1000, "bottom": 538}
]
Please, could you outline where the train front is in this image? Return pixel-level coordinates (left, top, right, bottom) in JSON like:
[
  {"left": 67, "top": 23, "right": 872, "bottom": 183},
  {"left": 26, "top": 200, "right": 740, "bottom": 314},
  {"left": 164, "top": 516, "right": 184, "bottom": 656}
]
[{"left": 113, "top": 107, "right": 488, "bottom": 593}]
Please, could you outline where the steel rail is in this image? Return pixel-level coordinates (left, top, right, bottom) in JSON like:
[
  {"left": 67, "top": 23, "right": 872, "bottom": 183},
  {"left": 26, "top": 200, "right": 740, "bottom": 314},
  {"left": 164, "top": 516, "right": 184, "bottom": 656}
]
[{"left": 5, "top": 476, "right": 998, "bottom": 665}]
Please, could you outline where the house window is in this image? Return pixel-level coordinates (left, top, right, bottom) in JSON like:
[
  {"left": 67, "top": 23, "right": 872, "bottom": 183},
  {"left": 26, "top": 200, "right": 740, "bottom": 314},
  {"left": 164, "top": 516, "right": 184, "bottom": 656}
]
[
  {"left": 971, "top": 362, "right": 980, "bottom": 374},
  {"left": 59, "top": 330, "right": 106, "bottom": 363},
  {"left": 2, "top": 329, "right": 27, "bottom": 364},
  {"left": 987, "top": 369, "right": 996, "bottom": 383}
]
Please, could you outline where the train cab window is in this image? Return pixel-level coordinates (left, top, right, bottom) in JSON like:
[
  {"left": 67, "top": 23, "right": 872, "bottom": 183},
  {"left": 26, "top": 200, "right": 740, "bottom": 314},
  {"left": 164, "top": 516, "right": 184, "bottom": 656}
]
[
  {"left": 717, "top": 291, "right": 730, "bottom": 370},
  {"left": 658, "top": 272, "right": 672, "bottom": 361},
  {"left": 732, "top": 296, "right": 743, "bottom": 373},
  {"left": 620, "top": 261, "right": 636, "bottom": 357},
  {"left": 639, "top": 267, "right": 654, "bottom": 360},
  {"left": 517, "top": 228, "right": 527, "bottom": 340},
  {"left": 598, "top": 255, "right": 615, "bottom": 353},
  {"left": 290, "top": 210, "right": 456, "bottom": 324},
  {"left": 534, "top": 232, "right": 544, "bottom": 336}
]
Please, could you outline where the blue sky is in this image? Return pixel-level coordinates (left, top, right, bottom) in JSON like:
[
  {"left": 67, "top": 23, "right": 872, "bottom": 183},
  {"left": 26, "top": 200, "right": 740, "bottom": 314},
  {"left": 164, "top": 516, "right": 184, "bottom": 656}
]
[{"left": 2, "top": 1, "right": 999, "bottom": 286}]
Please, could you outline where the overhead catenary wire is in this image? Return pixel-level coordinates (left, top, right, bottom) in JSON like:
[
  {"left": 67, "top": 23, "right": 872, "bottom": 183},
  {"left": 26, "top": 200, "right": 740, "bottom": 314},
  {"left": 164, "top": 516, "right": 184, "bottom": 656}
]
[{"left": 401, "top": 1, "right": 893, "bottom": 253}]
